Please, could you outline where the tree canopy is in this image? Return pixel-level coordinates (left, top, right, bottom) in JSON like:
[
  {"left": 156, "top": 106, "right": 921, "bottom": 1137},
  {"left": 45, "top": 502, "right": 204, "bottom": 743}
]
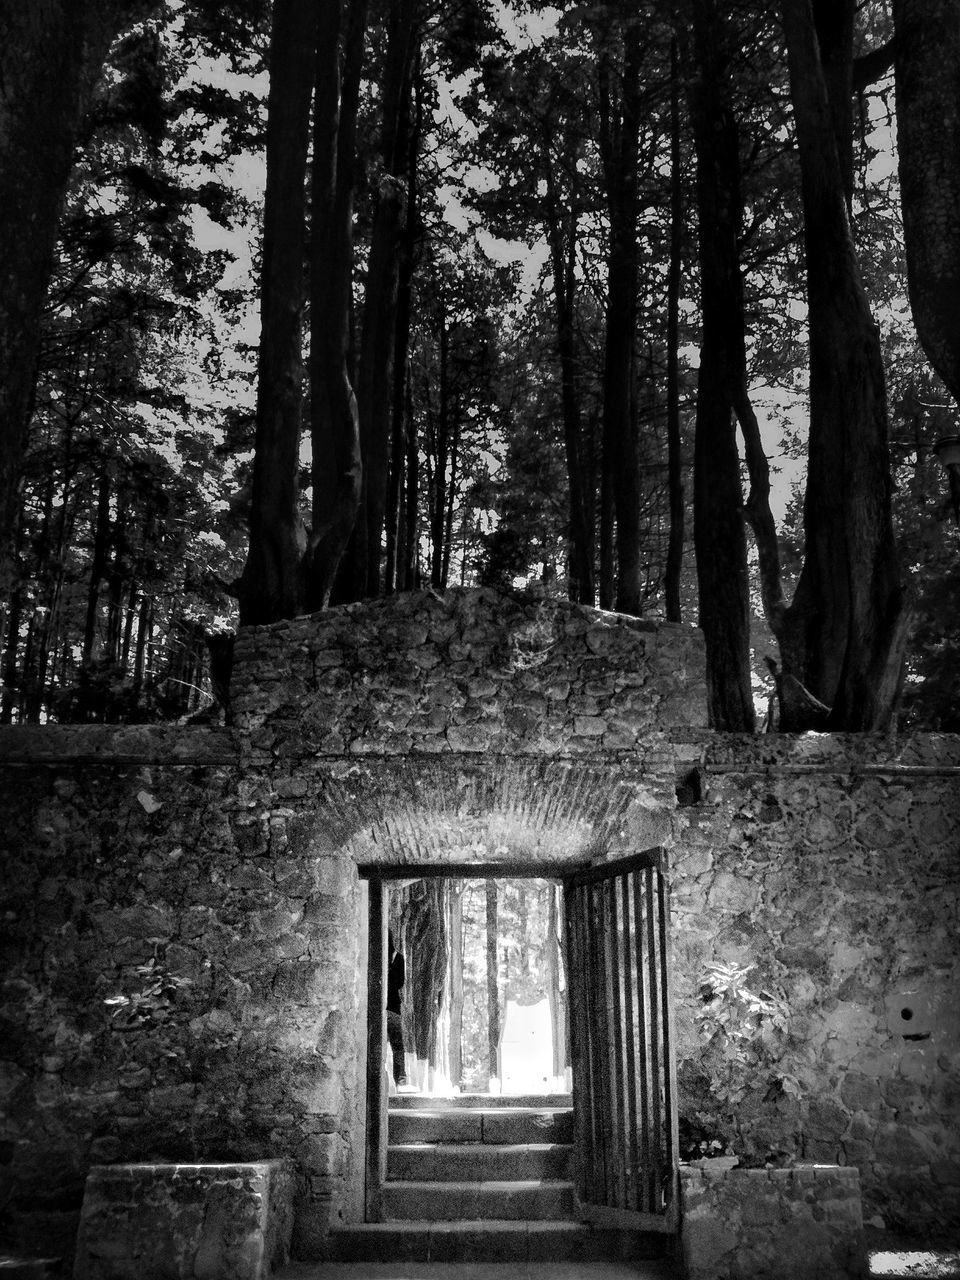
[{"left": 0, "top": 0, "right": 957, "bottom": 731}]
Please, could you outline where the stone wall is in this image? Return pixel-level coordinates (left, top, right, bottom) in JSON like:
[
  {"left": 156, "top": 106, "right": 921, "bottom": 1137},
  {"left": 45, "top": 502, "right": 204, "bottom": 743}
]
[
  {"left": 230, "top": 585, "right": 708, "bottom": 755},
  {"left": 1, "top": 588, "right": 959, "bottom": 1261},
  {"left": 671, "top": 732, "right": 960, "bottom": 1235},
  {"left": 679, "top": 1164, "right": 864, "bottom": 1279},
  {"left": 0, "top": 751, "right": 368, "bottom": 1265}
]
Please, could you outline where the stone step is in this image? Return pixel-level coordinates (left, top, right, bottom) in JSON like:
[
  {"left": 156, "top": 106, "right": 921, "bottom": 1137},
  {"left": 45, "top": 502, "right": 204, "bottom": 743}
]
[
  {"left": 389, "top": 1093, "right": 573, "bottom": 1110},
  {"left": 389, "top": 1106, "right": 573, "bottom": 1146},
  {"left": 388, "top": 1141, "right": 572, "bottom": 1182},
  {"left": 382, "top": 1178, "right": 575, "bottom": 1222},
  {"left": 322, "top": 1220, "right": 675, "bottom": 1266}
]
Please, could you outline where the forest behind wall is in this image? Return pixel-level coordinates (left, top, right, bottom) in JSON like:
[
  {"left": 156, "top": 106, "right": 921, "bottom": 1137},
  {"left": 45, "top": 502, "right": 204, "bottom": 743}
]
[{"left": 2, "top": 0, "right": 960, "bottom": 734}]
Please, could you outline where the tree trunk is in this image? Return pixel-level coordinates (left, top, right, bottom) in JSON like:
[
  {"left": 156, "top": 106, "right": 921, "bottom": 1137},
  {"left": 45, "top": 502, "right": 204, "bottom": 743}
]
[
  {"left": 350, "top": 0, "right": 419, "bottom": 600},
  {"left": 1, "top": 585, "right": 22, "bottom": 723},
  {"left": 686, "top": 0, "right": 756, "bottom": 731},
  {"left": 893, "top": 0, "right": 960, "bottom": 406},
  {"left": 407, "top": 879, "right": 448, "bottom": 1072},
  {"left": 543, "top": 134, "right": 594, "bottom": 606},
  {"left": 430, "top": 303, "right": 450, "bottom": 589},
  {"left": 779, "top": 0, "right": 907, "bottom": 729},
  {"left": 441, "top": 405, "right": 461, "bottom": 589},
  {"left": 83, "top": 470, "right": 112, "bottom": 663},
  {"left": 384, "top": 145, "right": 418, "bottom": 592},
  {"left": 0, "top": 1, "right": 156, "bottom": 592},
  {"left": 599, "top": 466, "right": 615, "bottom": 610},
  {"left": 236, "top": 0, "right": 318, "bottom": 625},
  {"left": 545, "top": 884, "right": 565, "bottom": 1079},
  {"left": 812, "top": 0, "right": 855, "bottom": 206},
  {"left": 401, "top": 378, "right": 420, "bottom": 590},
  {"left": 598, "top": 22, "right": 644, "bottom": 616},
  {"left": 485, "top": 879, "right": 500, "bottom": 1083},
  {"left": 665, "top": 34, "right": 685, "bottom": 624},
  {"left": 302, "top": 0, "right": 368, "bottom": 611}
]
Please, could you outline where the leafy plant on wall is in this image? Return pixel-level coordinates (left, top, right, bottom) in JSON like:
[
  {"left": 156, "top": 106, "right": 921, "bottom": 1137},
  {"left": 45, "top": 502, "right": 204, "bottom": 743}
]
[{"left": 689, "top": 959, "right": 800, "bottom": 1161}]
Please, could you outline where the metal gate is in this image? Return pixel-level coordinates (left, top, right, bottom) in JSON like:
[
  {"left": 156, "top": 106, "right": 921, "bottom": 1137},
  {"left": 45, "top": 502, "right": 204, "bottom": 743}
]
[{"left": 563, "top": 847, "right": 679, "bottom": 1230}]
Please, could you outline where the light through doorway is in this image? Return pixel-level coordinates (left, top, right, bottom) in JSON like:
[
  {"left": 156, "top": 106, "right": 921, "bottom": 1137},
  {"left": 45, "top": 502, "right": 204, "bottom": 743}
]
[
  {"left": 386, "top": 875, "right": 571, "bottom": 1099},
  {"left": 363, "top": 850, "right": 679, "bottom": 1231}
]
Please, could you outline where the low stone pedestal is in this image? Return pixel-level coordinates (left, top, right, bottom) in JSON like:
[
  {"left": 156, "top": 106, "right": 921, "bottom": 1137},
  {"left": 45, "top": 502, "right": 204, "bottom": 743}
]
[
  {"left": 680, "top": 1164, "right": 865, "bottom": 1279},
  {"left": 73, "top": 1161, "right": 294, "bottom": 1280}
]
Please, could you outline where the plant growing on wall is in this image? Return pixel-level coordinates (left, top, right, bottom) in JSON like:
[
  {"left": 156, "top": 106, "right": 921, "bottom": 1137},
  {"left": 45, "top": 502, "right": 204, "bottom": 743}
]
[
  {"left": 696, "top": 959, "right": 796, "bottom": 1115},
  {"left": 104, "top": 956, "right": 190, "bottom": 1029}
]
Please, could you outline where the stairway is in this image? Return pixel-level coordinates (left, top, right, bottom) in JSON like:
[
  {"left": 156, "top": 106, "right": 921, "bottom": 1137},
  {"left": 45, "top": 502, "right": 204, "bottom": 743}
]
[{"left": 326, "top": 1093, "right": 676, "bottom": 1270}]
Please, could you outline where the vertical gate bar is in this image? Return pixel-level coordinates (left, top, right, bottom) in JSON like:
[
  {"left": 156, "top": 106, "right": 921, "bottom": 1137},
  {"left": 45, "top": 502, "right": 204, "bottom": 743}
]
[
  {"left": 583, "top": 880, "right": 604, "bottom": 1206},
  {"left": 606, "top": 874, "right": 627, "bottom": 1208},
  {"left": 633, "top": 867, "right": 654, "bottom": 1213},
  {"left": 645, "top": 865, "right": 666, "bottom": 1208},
  {"left": 620, "top": 871, "right": 640, "bottom": 1211},
  {"left": 365, "top": 876, "right": 386, "bottom": 1223},
  {"left": 587, "top": 879, "right": 611, "bottom": 1204},
  {"left": 565, "top": 882, "right": 593, "bottom": 1207},
  {"left": 658, "top": 867, "right": 680, "bottom": 1217},
  {"left": 578, "top": 885, "right": 601, "bottom": 1203}
]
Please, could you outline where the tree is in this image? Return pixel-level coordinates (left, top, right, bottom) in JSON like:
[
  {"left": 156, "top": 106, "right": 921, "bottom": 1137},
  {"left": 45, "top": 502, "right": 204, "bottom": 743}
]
[
  {"left": 483, "top": 880, "right": 499, "bottom": 1080},
  {"left": 0, "top": 9, "right": 253, "bottom": 723},
  {"left": 464, "top": 39, "right": 601, "bottom": 604},
  {"left": 684, "top": 0, "right": 757, "bottom": 730},
  {"left": 775, "top": 0, "right": 908, "bottom": 729},
  {"left": 303, "top": 0, "right": 369, "bottom": 610},
  {"left": 348, "top": 0, "right": 422, "bottom": 599},
  {"left": 595, "top": 5, "right": 645, "bottom": 614},
  {"left": 0, "top": 0, "right": 161, "bottom": 591},
  {"left": 892, "top": 0, "right": 960, "bottom": 407},
  {"left": 235, "top": 0, "right": 318, "bottom": 625}
]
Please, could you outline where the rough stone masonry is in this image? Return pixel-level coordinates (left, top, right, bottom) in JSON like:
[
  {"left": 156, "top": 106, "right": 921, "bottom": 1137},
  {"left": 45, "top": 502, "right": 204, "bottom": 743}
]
[{"left": 0, "top": 586, "right": 958, "bottom": 1266}]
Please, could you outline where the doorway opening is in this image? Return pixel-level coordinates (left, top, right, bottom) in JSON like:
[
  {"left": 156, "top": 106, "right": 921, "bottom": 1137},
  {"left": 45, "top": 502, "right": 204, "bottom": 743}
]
[
  {"left": 362, "top": 851, "right": 679, "bottom": 1233},
  {"left": 385, "top": 874, "right": 570, "bottom": 1100}
]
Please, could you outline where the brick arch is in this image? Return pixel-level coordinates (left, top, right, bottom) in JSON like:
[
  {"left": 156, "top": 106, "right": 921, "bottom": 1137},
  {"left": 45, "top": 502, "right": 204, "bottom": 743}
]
[{"left": 291, "top": 756, "right": 677, "bottom": 869}]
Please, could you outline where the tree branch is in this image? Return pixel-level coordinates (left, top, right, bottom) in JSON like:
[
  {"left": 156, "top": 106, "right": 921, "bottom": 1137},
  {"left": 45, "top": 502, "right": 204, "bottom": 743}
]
[{"left": 853, "top": 35, "right": 897, "bottom": 91}]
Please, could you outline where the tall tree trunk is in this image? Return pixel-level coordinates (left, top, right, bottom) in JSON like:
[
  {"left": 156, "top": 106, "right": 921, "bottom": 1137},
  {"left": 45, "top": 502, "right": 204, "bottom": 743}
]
[
  {"left": 350, "top": 0, "right": 419, "bottom": 600},
  {"left": 401, "top": 381, "right": 419, "bottom": 590},
  {"left": 545, "top": 885, "right": 565, "bottom": 1079},
  {"left": 543, "top": 135, "right": 594, "bottom": 605},
  {"left": 407, "top": 879, "right": 448, "bottom": 1073},
  {"left": 83, "top": 470, "right": 112, "bottom": 663},
  {"left": 598, "top": 21, "right": 644, "bottom": 616},
  {"left": 665, "top": 33, "right": 685, "bottom": 624},
  {"left": 430, "top": 305, "right": 450, "bottom": 589},
  {"left": 1, "top": 586, "right": 22, "bottom": 723},
  {"left": 893, "top": 0, "right": 960, "bottom": 406},
  {"left": 0, "top": 1, "right": 156, "bottom": 592},
  {"left": 599, "top": 467, "right": 615, "bottom": 610},
  {"left": 812, "top": 0, "right": 855, "bottom": 206},
  {"left": 485, "top": 879, "right": 500, "bottom": 1083},
  {"left": 302, "top": 0, "right": 368, "bottom": 611},
  {"left": 441, "top": 408, "right": 461, "bottom": 589},
  {"left": 779, "top": 0, "right": 907, "bottom": 729},
  {"left": 686, "top": 0, "right": 756, "bottom": 730},
  {"left": 236, "top": 0, "right": 318, "bottom": 625}
]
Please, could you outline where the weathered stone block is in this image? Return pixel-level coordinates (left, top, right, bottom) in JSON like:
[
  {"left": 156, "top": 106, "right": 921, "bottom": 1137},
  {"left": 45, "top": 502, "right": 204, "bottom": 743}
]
[
  {"left": 680, "top": 1165, "right": 864, "bottom": 1280},
  {"left": 73, "top": 1161, "right": 294, "bottom": 1280}
]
